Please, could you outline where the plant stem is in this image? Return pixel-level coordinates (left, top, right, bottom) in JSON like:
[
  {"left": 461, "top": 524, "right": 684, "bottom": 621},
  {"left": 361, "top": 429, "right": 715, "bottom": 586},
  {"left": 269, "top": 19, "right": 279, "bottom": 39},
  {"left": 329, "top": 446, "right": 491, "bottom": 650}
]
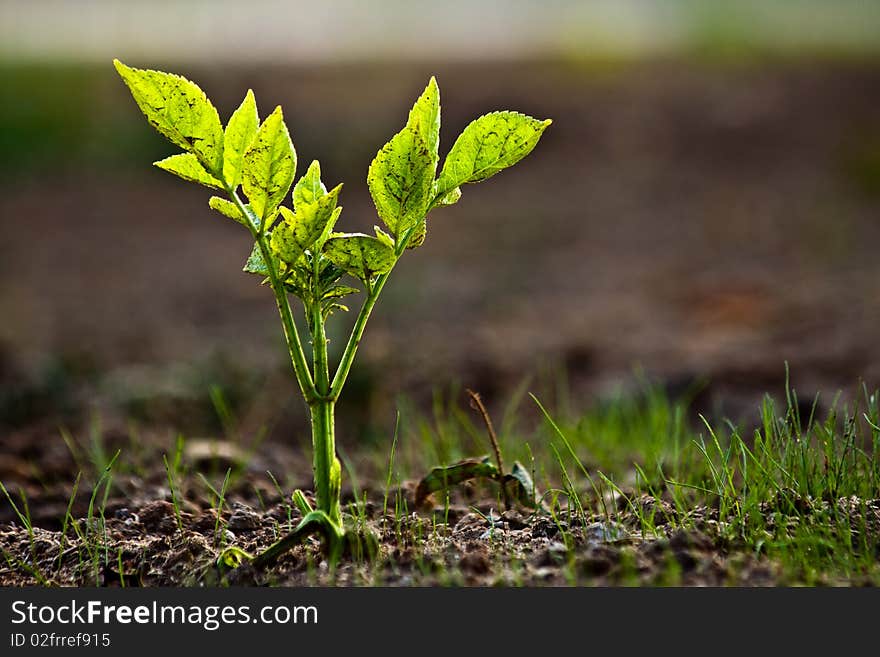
[
  {"left": 251, "top": 509, "right": 344, "bottom": 569},
  {"left": 224, "top": 187, "right": 316, "bottom": 402},
  {"left": 466, "top": 388, "right": 509, "bottom": 509},
  {"left": 329, "top": 226, "right": 415, "bottom": 399},
  {"left": 309, "top": 399, "right": 340, "bottom": 524},
  {"left": 310, "top": 297, "right": 341, "bottom": 525},
  {"left": 329, "top": 271, "right": 390, "bottom": 399}
]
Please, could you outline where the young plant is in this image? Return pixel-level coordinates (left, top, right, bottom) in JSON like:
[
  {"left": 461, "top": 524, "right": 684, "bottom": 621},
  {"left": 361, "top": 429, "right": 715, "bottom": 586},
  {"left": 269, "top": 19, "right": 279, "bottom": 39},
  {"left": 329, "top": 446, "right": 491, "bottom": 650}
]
[{"left": 113, "top": 59, "right": 550, "bottom": 562}]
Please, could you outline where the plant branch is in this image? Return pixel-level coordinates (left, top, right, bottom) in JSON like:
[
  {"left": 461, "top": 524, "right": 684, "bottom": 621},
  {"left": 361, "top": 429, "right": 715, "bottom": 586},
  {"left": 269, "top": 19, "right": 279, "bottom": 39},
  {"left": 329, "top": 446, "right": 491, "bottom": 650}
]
[
  {"left": 329, "top": 225, "right": 417, "bottom": 399},
  {"left": 251, "top": 510, "right": 344, "bottom": 569},
  {"left": 329, "top": 271, "right": 389, "bottom": 400},
  {"left": 225, "top": 187, "right": 316, "bottom": 401}
]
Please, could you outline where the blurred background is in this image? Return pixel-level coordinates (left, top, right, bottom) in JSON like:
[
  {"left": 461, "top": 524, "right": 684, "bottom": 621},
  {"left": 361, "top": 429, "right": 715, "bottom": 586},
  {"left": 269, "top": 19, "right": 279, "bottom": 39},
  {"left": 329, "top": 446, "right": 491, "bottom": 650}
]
[{"left": 2, "top": 0, "right": 880, "bottom": 457}]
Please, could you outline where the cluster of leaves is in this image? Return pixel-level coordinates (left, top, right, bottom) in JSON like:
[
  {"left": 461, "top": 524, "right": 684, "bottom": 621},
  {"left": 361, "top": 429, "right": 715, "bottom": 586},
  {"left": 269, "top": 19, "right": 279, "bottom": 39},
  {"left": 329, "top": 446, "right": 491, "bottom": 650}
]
[{"left": 114, "top": 60, "right": 551, "bottom": 311}]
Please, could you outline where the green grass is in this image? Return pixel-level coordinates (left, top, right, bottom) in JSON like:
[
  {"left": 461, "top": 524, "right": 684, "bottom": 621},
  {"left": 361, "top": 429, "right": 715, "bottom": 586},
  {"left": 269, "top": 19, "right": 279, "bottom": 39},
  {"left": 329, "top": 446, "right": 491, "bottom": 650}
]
[{"left": 385, "top": 376, "right": 880, "bottom": 584}]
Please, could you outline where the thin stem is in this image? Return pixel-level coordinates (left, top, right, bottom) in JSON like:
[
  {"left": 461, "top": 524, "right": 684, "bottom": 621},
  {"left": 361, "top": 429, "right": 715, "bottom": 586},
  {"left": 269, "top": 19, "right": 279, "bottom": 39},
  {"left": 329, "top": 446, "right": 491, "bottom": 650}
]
[
  {"left": 310, "top": 284, "right": 329, "bottom": 395},
  {"left": 329, "top": 271, "right": 390, "bottom": 399},
  {"left": 224, "top": 187, "right": 316, "bottom": 402},
  {"left": 467, "top": 388, "right": 509, "bottom": 509},
  {"left": 329, "top": 224, "right": 417, "bottom": 399}
]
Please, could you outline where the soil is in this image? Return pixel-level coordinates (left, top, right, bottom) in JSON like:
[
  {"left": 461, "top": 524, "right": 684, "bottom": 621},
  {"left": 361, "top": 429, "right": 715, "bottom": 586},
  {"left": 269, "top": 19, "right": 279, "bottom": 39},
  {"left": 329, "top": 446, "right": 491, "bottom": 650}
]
[
  {"left": 5, "top": 476, "right": 877, "bottom": 586},
  {"left": 0, "top": 487, "right": 792, "bottom": 587}
]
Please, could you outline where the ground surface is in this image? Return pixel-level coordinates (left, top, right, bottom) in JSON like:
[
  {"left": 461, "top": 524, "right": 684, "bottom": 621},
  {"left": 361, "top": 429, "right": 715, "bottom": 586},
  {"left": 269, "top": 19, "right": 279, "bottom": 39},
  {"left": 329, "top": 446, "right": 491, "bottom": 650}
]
[
  {"left": 1, "top": 59, "right": 879, "bottom": 585},
  {"left": 0, "top": 494, "right": 782, "bottom": 587}
]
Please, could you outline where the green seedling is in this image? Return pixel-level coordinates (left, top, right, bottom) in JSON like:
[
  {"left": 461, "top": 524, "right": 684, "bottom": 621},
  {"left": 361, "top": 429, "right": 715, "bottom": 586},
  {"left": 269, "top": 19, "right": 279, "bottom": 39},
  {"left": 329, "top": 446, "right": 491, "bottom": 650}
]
[{"left": 113, "top": 59, "right": 550, "bottom": 564}]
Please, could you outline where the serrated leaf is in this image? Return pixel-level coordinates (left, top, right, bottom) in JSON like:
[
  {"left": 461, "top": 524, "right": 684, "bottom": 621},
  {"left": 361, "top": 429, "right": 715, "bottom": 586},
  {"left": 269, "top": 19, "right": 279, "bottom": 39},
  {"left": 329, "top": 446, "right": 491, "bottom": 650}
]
[
  {"left": 373, "top": 226, "right": 395, "bottom": 249},
  {"left": 270, "top": 181, "right": 341, "bottom": 265},
  {"left": 223, "top": 89, "right": 259, "bottom": 189},
  {"left": 435, "top": 111, "right": 551, "bottom": 200},
  {"left": 270, "top": 208, "right": 307, "bottom": 266},
  {"left": 242, "top": 106, "right": 296, "bottom": 222},
  {"left": 293, "top": 160, "right": 328, "bottom": 211},
  {"left": 415, "top": 457, "right": 500, "bottom": 507},
  {"left": 243, "top": 242, "right": 269, "bottom": 277},
  {"left": 367, "top": 127, "right": 434, "bottom": 239},
  {"left": 154, "top": 153, "right": 223, "bottom": 189},
  {"left": 114, "top": 59, "right": 224, "bottom": 175},
  {"left": 297, "top": 184, "right": 343, "bottom": 250},
  {"left": 323, "top": 233, "right": 396, "bottom": 282},
  {"left": 406, "top": 77, "right": 440, "bottom": 168},
  {"left": 208, "top": 196, "right": 250, "bottom": 227}
]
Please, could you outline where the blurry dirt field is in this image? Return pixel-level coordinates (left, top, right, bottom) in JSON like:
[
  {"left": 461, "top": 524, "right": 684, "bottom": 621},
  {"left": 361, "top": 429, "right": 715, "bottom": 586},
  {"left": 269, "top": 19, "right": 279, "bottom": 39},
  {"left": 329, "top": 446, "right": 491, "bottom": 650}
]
[
  {"left": 1, "top": 59, "right": 879, "bottom": 585},
  {"left": 3, "top": 60, "right": 880, "bottom": 409}
]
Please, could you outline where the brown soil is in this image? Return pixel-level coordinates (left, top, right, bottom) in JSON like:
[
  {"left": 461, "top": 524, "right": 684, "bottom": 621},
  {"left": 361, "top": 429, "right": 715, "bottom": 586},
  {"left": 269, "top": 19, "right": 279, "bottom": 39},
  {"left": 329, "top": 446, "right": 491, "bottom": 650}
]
[{"left": 0, "top": 487, "right": 785, "bottom": 587}]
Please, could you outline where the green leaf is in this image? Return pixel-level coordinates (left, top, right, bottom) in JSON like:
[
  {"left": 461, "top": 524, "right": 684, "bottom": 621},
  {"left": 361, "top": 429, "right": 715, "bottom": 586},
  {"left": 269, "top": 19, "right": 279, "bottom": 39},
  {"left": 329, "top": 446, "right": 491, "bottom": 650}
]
[
  {"left": 323, "top": 302, "right": 349, "bottom": 319},
  {"left": 435, "top": 111, "right": 551, "bottom": 200},
  {"left": 270, "top": 181, "right": 341, "bottom": 265},
  {"left": 293, "top": 160, "right": 328, "bottom": 211},
  {"left": 242, "top": 106, "right": 296, "bottom": 222},
  {"left": 297, "top": 182, "right": 343, "bottom": 247},
  {"left": 243, "top": 242, "right": 269, "bottom": 277},
  {"left": 315, "top": 206, "right": 343, "bottom": 251},
  {"left": 223, "top": 89, "right": 259, "bottom": 189},
  {"left": 367, "top": 127, "right": 434, "bottom": 239},
  {"left": 208, "top": 196, "right": 250, "bottom": 227},
  {"left": 406, "top": 77, "right": 440, "bottom": 168},
  {"left": 323, "top": 233, "right": 396, "bottom": 282},
  {"left": 154, "top": 153, "right": 223, "bottom": 189},
  {"left": 113, "top": 59, "right": 224, "bottom": 176},
  {"left": 503, "top": 461, "right": 539, "bottom": 509},
  {"left": 291, "top": 489, "right": 313, "bottom": 515},
  {"left": 373, "top": 226, "right": 395, "bottom": 249},
  {"left": 414, "top": 457, "right": 500, "bottom": 507},
  {"left": 290, "top": 161, "right": 343, "bottom": 251},
  {"left": 270, "top": 208, "right": 307, "bottom": 266},
  {"left": 317, "top": 259, "right": 345, "bottom": 288},
  {"left": 322, "top": 285, "right": 360, "bottom": 300},
  {"left": 430, "top": 184, "right": 461, "bottom": 210},
  {"left": 329, "top": 457, "right": 342, "bottom": 517},
  {"left": 406, "top": 220, "right": 426, "bottom": 250},
  {"left": 217, "top": 546, "right": 252, "bottom": 570}
]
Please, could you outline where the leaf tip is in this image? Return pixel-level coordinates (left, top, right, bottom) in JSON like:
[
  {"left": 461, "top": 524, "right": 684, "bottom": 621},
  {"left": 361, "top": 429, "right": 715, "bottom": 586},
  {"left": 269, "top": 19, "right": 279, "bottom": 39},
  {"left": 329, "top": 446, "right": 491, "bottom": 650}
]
[
  {"left": 112, "top": 58, "right": 132, "bottom": 78},
  {"left": 151, "top": 155, "right": 175, "bottom": 169}
]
